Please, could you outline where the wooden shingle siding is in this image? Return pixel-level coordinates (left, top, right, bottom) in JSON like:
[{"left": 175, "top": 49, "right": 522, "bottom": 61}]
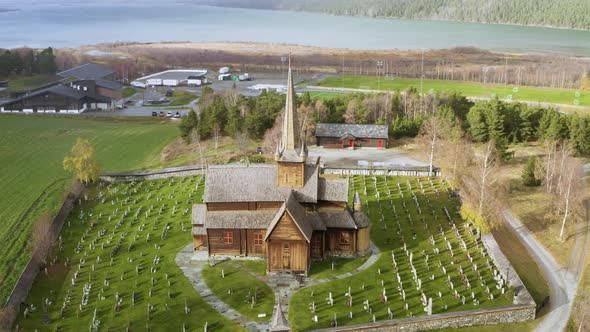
[
  {"left": 327, "top": 229, "right": 356, "bottom": 256},
  {"left": 277, "top": 162, "right": 305, "bottom": 188},
  {"left": 207, "top": 229, "right": 241, "bottom": 256},
  {"left": 269, "top": 213, "right": 306, "bottom": 241}
]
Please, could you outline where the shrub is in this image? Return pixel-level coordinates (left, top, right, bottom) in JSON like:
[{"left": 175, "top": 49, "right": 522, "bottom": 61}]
[{"left": 522, "top": 156, "right": 541, "bottom": 186}]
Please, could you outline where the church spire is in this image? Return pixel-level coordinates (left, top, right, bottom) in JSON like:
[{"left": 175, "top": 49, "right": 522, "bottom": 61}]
[{"left": 276, "top": 54, "right": 307, "bottom": 163}]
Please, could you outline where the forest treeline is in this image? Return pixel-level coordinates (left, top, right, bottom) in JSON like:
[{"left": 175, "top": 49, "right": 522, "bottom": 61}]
[
  {"left": 179, "top": 85, "right": 590, "bottom": 159},
  {"left": 203, "top": 0, "right": 590, "bottom": 30}
]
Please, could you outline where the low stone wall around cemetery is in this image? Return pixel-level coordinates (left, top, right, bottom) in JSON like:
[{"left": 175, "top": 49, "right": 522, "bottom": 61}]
[
  {"left": 322, "top": 167, "right": 441, "bottom": 177},
  {"left": 1, "top": 181, "right": 85, "bottom": 330},
  {"left": 309, "top": 304, "right": 536, "bottom": 332},
  {"left": 100, "top": 165, "right": 205, "bottom": 182}
]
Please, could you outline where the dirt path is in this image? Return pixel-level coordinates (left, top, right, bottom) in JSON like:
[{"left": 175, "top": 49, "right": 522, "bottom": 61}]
[{"left": 502, "top": 210, "right": 577, "bottom": 332}]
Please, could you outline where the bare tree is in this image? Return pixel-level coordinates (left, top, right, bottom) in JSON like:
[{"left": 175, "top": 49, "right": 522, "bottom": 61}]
[
  {"left": 556, "top": 156, "right": 583, "bottom": 240},
  {"left": 31, "top": 214, "right": 53, "bottom": 265},
  {"left": 476, "top": 141, "right": 498, "bottom": 216},
  {"left": 212, "top": 124, "right": 221, "bottom": 150},
  {"left": 544, "top": 140, "right": 558, "bottom": 193},
  {"left": 190, "top": 128, "right": 205, "bottom": 168},
  {"left": 236, "top": 131, "right": 250, "bottom": 163},
  {"left": 418, "top": 115, "right": 446, "bottom": 177}
]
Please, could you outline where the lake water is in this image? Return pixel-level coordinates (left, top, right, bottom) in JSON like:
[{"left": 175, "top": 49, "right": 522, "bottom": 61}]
[{"left": 1, "top": 3, "right": 590, "bottom": 56}]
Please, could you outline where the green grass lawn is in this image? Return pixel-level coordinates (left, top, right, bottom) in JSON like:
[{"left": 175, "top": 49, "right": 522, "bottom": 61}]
[
  {"left": 308, "top": 256, "right": 370, "bottom": 280},
  {"left": 317, "top": 76, "right": 590, "bottom": 107},
  {"left": 289, "top": 177, "right": 514, "bottom": 331},
  {"left": 202, "top": 260, "right": 274, "bottom": 321},
  {"left": 5, "top": 74, "right": 61, "bottom": 92},
  {"left": 169, "top": 90, "right": 197, "bottom": 106},
  {"left": 16, "top": 176, "right": 242, "bottom": 331},
  {"left": 122, "top": 87, "right": 138, "bottom": 99},
  {"left": 0, "top": 115, "right": 179, "bottom": 304}
]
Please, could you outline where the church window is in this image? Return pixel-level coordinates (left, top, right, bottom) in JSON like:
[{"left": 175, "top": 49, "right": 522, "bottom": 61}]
[
  {"left": 339, "top": 232, "right": 350, "bottom": 245},
  {"left": 223, "top": 231, "right": 233, "bottom": 245},
  {"left": 254, "top": 232, "right": 263, "bottom": 246}
]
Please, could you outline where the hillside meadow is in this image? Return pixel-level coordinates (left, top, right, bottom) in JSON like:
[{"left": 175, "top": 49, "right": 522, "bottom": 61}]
[
  {"left": 0, "top": 115, "right": 178, "bottom": 303},
  {"left": 317, "top": 76, "right": 590, "bottom": 107}
]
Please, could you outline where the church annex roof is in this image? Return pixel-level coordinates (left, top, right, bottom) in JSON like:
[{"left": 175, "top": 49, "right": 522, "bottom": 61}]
[
  {"left": 265, "top": 191, "right": 314, "bottom": 243},
  {"left": 204, "top": 164, "right": 319, "bottom": 203},
  {"left": 318, "top": 177, "right": 349, "bottom": 202}
]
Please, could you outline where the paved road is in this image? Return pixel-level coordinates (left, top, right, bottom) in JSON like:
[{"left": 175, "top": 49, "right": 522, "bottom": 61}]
[{"left": 502, "top": 210, "right": 576, "bottom": 332}]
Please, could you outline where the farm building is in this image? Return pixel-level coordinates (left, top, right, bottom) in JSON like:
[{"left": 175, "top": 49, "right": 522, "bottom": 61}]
[
  {"left": 315, "top": 123, "right": 389, "bottom": 149},
  {"left": 1, "top": 63, "right": 122, "bottom": 113},
  {"left": 132, "top": 69, "right": 208, "bottom": 87},
  {"left": 187, "top": 73, "right": 209, "bottom": 86},
  {"left": 192, "top": 58, "right": 370, "bottom": 274}
]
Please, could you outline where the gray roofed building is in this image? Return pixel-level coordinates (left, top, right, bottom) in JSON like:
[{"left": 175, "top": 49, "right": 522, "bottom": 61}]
[
  {"left": 58, "top": 63, "right": 115, "bottom": 80},
  {"left": 190, "top": 56, "right": 370, "bottom": 274},
  {"left": 204, "top": 164, "right": 319, "bottom": 203},
  {"left": 316, "top": 123, "right": 389, "bottom": 139},
  {"left": 94, "top": 78, "right": 123, "bottom": 90}
]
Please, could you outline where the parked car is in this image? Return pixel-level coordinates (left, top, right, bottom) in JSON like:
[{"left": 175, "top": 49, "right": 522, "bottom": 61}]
[
  {"left": 151, "top": 111, "right": 158, "bottom": 117},
  {"left": 166, "top": 111, "right": 173, "bottom": 117},
  {"left": 256, "top": 147, "right": 264, "bottom": 154},
  {"left": 159, "top": 111, "right": 165, "bottom": 117},
  {"left": 174, "top": 112, "right": 181, "bottom": 118}
]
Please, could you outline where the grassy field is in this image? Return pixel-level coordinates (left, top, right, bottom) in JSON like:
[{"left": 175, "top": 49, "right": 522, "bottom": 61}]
[
  {"left": 0, "top": 115, "right": 179, "bottom": 304},
  {"left": 288, "top": 176, "right": 514, "bottom": 331},
  {"left": 317, "top": 76, "right": 590, "bottom": 107},
  {"left": 122, "top": 87, "right": 138, "bottom": 99},
  {"left": 4, "top": 74, "right": 60, "bottom": 92},
  {"left": 202, "top": 260, "right": 274, "bottom": 321},
  {"left": 16, "top": 176, "right": 242, "bottom": 331},
  {"left": 169, "top": 90, "right": 197, "bottom": 106}
]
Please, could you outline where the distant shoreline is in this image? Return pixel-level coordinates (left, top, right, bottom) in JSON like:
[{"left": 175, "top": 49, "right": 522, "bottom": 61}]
[{"left": 206, "top": 5, "right": 590, "bottom": 32}]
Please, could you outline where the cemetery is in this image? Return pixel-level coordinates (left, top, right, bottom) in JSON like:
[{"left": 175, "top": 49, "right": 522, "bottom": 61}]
[
  {"left": 15, "top": 175, "right": 241, "bottom": 331},
  {"left": 14, "top": 170, "right": 534, "bottom": 331},
  {"left": 288, "top": 175, "right": 523, "bottom": 331}
]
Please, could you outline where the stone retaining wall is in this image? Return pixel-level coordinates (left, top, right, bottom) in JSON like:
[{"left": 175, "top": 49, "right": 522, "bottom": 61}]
[
  {"left": 309, "top": 304, "right": 535, "bottom": 332},
  {"left": 322, "top": 167, "right": 441, "bottom": 177},
  {"left": 100, "top": 165, "right": 205, "bottom": 182},
  {"left": 1, "top": 181, "right": 85, "bottom": 330}
]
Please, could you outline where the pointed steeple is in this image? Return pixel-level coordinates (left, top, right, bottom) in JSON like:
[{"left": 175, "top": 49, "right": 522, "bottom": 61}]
[{"left": 277, "top": 54, "right": 307, "bottom": 163}]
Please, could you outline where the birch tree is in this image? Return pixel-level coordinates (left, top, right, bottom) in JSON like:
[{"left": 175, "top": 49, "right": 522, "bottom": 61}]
[
  {"left": 476, "top": 141, "right": 498, "bottom": 216},
  {"left": 557, "top": 156, "right": 583, "bottom": 240},
  {"left": 63, "top": 138, "right": 100, "bottom": 184}
]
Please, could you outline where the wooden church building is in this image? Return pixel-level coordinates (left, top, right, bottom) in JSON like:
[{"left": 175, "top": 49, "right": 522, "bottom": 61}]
[{"left": 192, "top": 57, "right": 371, "bottom": 274}]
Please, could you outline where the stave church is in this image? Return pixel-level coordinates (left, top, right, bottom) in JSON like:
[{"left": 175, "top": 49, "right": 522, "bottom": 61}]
[{"left": 192, "top": 57, "right": 371, "bottom": 274}]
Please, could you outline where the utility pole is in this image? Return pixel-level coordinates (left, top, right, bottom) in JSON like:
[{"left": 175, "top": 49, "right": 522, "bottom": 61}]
[
  {"left": 376, "top": 60, "right": 384, "bottom": 90},
  {"left": 420, "top": 50, "right": 425, "bottom": 96}
]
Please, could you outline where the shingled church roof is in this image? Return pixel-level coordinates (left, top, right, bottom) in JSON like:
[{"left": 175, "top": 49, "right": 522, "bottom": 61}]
[
  {"left": 318, "top": 177, "right": 349, "bottom": 202},
  {"left": 204, "top": 164, "right": 319, "bottom": 203}
]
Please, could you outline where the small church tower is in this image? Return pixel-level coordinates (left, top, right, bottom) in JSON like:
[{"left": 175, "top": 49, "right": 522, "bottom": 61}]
[{"left": 276, "top": 55, "right": 308, "bottom": 188}]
